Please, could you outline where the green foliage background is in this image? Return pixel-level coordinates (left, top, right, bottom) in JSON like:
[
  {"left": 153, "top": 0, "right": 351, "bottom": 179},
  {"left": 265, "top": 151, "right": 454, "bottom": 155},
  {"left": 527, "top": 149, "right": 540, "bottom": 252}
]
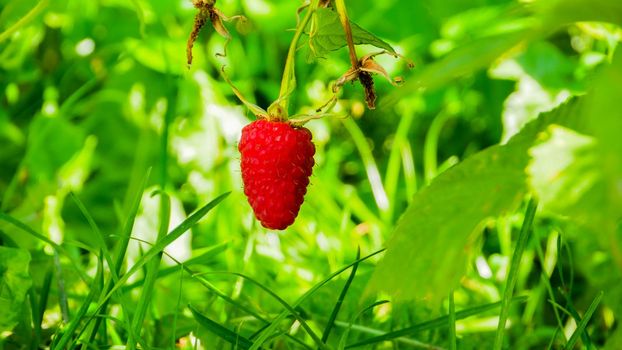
[{"left": 0, "top": 0, "right": 621, "bottom": 349}]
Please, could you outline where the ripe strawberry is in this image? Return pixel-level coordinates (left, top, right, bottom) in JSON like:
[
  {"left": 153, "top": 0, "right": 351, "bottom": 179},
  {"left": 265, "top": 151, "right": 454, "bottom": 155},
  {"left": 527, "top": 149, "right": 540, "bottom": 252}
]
[{"left": 239, "top": 119, "right": 315, "bottom": 230}]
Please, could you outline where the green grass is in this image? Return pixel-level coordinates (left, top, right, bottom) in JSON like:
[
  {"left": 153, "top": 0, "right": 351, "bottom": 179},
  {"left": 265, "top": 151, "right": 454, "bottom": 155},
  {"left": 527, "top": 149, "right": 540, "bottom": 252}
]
[{"left": 1, "top": 0, "right": 621, "bottom": 349}]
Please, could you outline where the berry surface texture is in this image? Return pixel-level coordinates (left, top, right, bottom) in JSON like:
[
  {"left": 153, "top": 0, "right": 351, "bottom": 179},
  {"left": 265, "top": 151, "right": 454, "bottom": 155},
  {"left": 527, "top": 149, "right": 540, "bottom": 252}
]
[{"left": 239, "top": 120, "right": 316, "bottom": 230}]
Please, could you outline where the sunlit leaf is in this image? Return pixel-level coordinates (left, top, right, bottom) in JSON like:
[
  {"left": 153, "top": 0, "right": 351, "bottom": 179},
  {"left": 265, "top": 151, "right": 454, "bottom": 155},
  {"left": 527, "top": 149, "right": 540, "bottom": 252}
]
[
  {"left": 307, "top": 8, "right": 395, "bottom": 60},
  {"left": 367, "top": 97, "right": 584, "bottom": 303},
  {"left": 367, "top": 142, "right": 527, "bottom": 304},
  {"left": 528, "top": 50, "right": 622, "bottom": 247},
  {"left": 528, "top": 125, "right": 600, "bottom": 214},
  {"left": 0, "top": 246, "right": 32, "bottom": 333}
]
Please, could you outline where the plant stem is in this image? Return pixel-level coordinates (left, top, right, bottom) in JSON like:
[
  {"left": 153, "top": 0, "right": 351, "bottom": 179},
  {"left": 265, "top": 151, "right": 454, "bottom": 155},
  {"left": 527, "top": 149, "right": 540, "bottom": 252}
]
[
  {"left": 493, "top": 198, "right": 538, "bottom": 350},
  {"left": 0, "top": 0, "right": 49, "bottom": 44},
  {"left": 334, "top": 0, "right": 359, "bottom": 69},
  {"left": 273, "top": 0, "right": 319, "bottom": 119},
  {"left": 448, "top": 290, "right": 457, "bottom": 350}
]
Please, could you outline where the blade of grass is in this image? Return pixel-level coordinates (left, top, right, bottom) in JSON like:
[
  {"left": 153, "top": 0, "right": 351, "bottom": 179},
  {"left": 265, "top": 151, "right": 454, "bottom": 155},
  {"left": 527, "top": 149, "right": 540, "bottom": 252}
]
[
  {"left": 128, "top": 238, "right": 268, "bottom": 326},
  {"left": 189, "top": 304, "right": 254, "bottom": 350},
  {"left": 30, "top": 267, "right": 52, "bottom": 350},
  {"left": 423, "top": 111, "right": 452, "bottom": 184},
  {"left": 531, "top": 229, "right": 565, "bottom": 342},
  {"left": 561, "top": 291, "right": 596, "bottom": 348},
  {"left": 201, "top": 271, "right": 328, "bottom": 350},
  {"left": 121, "top": 241, "right": 229, "bottom": 292},
  {"left": 346, "top": 296, "right": 528, "bottom": 348},
  {"left": 338, "top": 184, "right": 384, "bottom": 228},
  {"left": 53, "top": 251, "right": 70, "bottom": 323},
  {"left": 51, "top": 253, "right": 104, "bottom": 350},
  {"left": 322, "top": 247, "right": 361, "bottom": 343},
  {"left": 400, "top": 140, "right": 417, "bottom": 201},
  {"left": 337, "top": 300, "right": 390, "bottom": 350},
  {"left": 249, "top": 248, "right": 386, "bottom": 350},
  {"left": 448, "top": 290, "right": 457, "bottom": 350},
  {"left": 340, "top": 320, "right": 442, "bottom": 349},
  {"left": 0, "top": 0, "right": 49, "bottom": 43},
  {"left": 493, "top": 198, "right": 538, "bottom": 350},
  {"left": 384, "top": 110, "right": 415, "bottom": 222},
  {"left": 84, "top": 170, "right": 151, "bottom": 346},
  {"left": 129, "top": 191, "right": 171, "bottom": 349},
  {"left": 194, "top": 274, "right": 313, "bottom": 350},
  {"left": 70, "top": 194, "right": 140, "bottom": 336},
  {"left": 564, "top": 291, "right": 603, "bottom": 350},
  {"left": 109, "top": 236, "right": 310, "bottom": 350},
  {"left": 128, "top": 65, "right": 178, "bottom": 346},
  {"left": 172, "top": 266, "right": 184, "bottom": 348},
  {"left": 86, "top": 192, "right": 230, "bottom": 328},
  {"left": 342, "top": 118, "right": 389, "bottom": 218}
]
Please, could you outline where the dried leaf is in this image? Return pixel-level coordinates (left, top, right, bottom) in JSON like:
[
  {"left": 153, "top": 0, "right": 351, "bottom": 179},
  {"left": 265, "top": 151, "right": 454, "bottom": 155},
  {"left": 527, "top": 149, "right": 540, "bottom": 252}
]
[
  {"left": 359, "top": 71, "right": 376, "bottom": 109},
  {"left": 187, "top": 9, "right": 209, "bottom": 66},
  {"left": 360, "top": 57, "right": 403, "bottom": 87}
]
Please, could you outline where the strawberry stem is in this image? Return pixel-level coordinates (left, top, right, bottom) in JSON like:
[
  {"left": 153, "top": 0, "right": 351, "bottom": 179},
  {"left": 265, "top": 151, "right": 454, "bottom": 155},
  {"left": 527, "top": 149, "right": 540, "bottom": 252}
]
[
  {"left": 269, "top": 0, "right": 320, "bottom": 121},
  {"left": 335, "top": 0, "right": 359, "bottom": 70}
]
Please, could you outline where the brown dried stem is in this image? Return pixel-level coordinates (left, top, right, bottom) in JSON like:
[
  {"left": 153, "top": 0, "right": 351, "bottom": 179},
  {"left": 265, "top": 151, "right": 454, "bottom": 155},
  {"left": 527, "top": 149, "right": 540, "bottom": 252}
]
[{"left": 334, "top": 0, "right": 377, "bottom": 109}]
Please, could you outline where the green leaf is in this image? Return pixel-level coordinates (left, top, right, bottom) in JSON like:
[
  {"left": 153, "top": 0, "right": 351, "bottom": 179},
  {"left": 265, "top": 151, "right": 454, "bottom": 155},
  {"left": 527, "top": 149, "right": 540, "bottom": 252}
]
[
  {"left": 92, "top": 192, "right": 230, "bottom": 316},
  {"left": 24, "top": 116, "right": 85, "bottom": 182},
  {"left": 528, "top": 49, "right": 622, "bottom": 250},
  {"left": 126, "top": 38, "right": 193, "bottom": 75},
  {"left": 249, "top": 249, "right": 385, "bottom": 350},
  {"left": 322, "top": 248, "right": 361, "bottom": 343},
  {"left": 368, "top": 94, "right": 587, "bottom": 303},
  {"left": 381, "top": 0, "right": 622, "bottom": 108},
  {"left": 0, "top": 246, "right": 32, "bottom": 333},
  {"left": 307, "top": 8, "right": 395, "bottom": 60},
  {"left": 51, "top": 253, "right": 104, "bottom": 350},
  {"left": 381, "top": 29, "right": 531, "bottom": 108},
  {"left": 368, "top": 142, "right": 527, "bottom": 303},
  {"left": 537, "top": 0, "right": 622, "bottom": 26},
  {"left": 346, "top": 297, "right": 528, "bottom": 348},
  {"left": 564, "top": 291, "right": 604, "bottom": 350},
  {"left": 528, "top": 125, "right": 600, "bottom": 213},
  {"left": 189, "top": 304, "right": 253, "bottom": 350}
]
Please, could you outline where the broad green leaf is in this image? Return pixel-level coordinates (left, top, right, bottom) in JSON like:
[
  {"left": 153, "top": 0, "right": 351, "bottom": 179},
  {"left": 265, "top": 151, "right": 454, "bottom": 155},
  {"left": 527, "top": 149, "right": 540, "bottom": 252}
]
[
  {"left": 528, "top": 125, "right": 601, "bottom": 214},
  {"left": 368, "top": 95, "right": 586, "bottom": 303},
  {"left": 0, "top": 246, "right": 32, "bottom": 332},
  {"left": 369, "top": 50, "right": 622, "bottom": 304},
  {"left": 537, "top": 0, "right": 622, "bottom": 27},
  {"left": 367, "top": 142, "right": 527, "bottom": 304},
  {"left": 24, "top": 116, "right": 85, "bottom": 182},
  {"left": 528, "top": 50, "right": 622, "bottom": 248},
  {"left": 307, "top": 8, "right": 395, "bottom": 60},
  {"left": 381, "top": 0, "right": 622, "bottom": 108}
]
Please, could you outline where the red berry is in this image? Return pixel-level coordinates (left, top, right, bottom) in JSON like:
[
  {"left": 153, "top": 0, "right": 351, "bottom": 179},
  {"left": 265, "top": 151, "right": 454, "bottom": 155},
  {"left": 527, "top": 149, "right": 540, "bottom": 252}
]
[{"left": 238, "top": 120, "right": 315, "bottom": 230}]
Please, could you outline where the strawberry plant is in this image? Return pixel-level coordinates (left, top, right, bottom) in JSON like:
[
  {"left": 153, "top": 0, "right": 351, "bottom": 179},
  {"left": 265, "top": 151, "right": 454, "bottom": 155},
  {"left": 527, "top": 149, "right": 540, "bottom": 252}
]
[{"left": 0, "top": 0, "right": 621, "bottom": 349}]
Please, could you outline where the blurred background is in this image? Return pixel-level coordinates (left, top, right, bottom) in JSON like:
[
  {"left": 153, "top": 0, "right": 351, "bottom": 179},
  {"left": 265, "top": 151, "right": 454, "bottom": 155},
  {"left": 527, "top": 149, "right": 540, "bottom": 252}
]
[{"left": 1, "top": 0, "right": 621, "bottom": 348}]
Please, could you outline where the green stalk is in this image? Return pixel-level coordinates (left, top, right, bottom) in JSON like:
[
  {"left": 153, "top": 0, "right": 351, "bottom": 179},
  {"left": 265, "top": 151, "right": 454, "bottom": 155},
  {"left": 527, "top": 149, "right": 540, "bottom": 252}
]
[
  {"left": 448, "top": 290, "right": 457, "bottom": 350},
  {"left": 0, "top": 0, "right": 49, "bottom": 43},
  {"left": 334, "top": 0, "right": 359, "bottom": 69},
  {"left": 493, "top": 198, "right": 538, "bottom": 350},
  {"left": 128, "top": 71, "right": 177, "bottom": 347},
  {"left": 423, "top": 111, "right": 451, "bottom": 184},
  {"left": 269, "top": 0, "right": 319, "bottom": 119}
]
